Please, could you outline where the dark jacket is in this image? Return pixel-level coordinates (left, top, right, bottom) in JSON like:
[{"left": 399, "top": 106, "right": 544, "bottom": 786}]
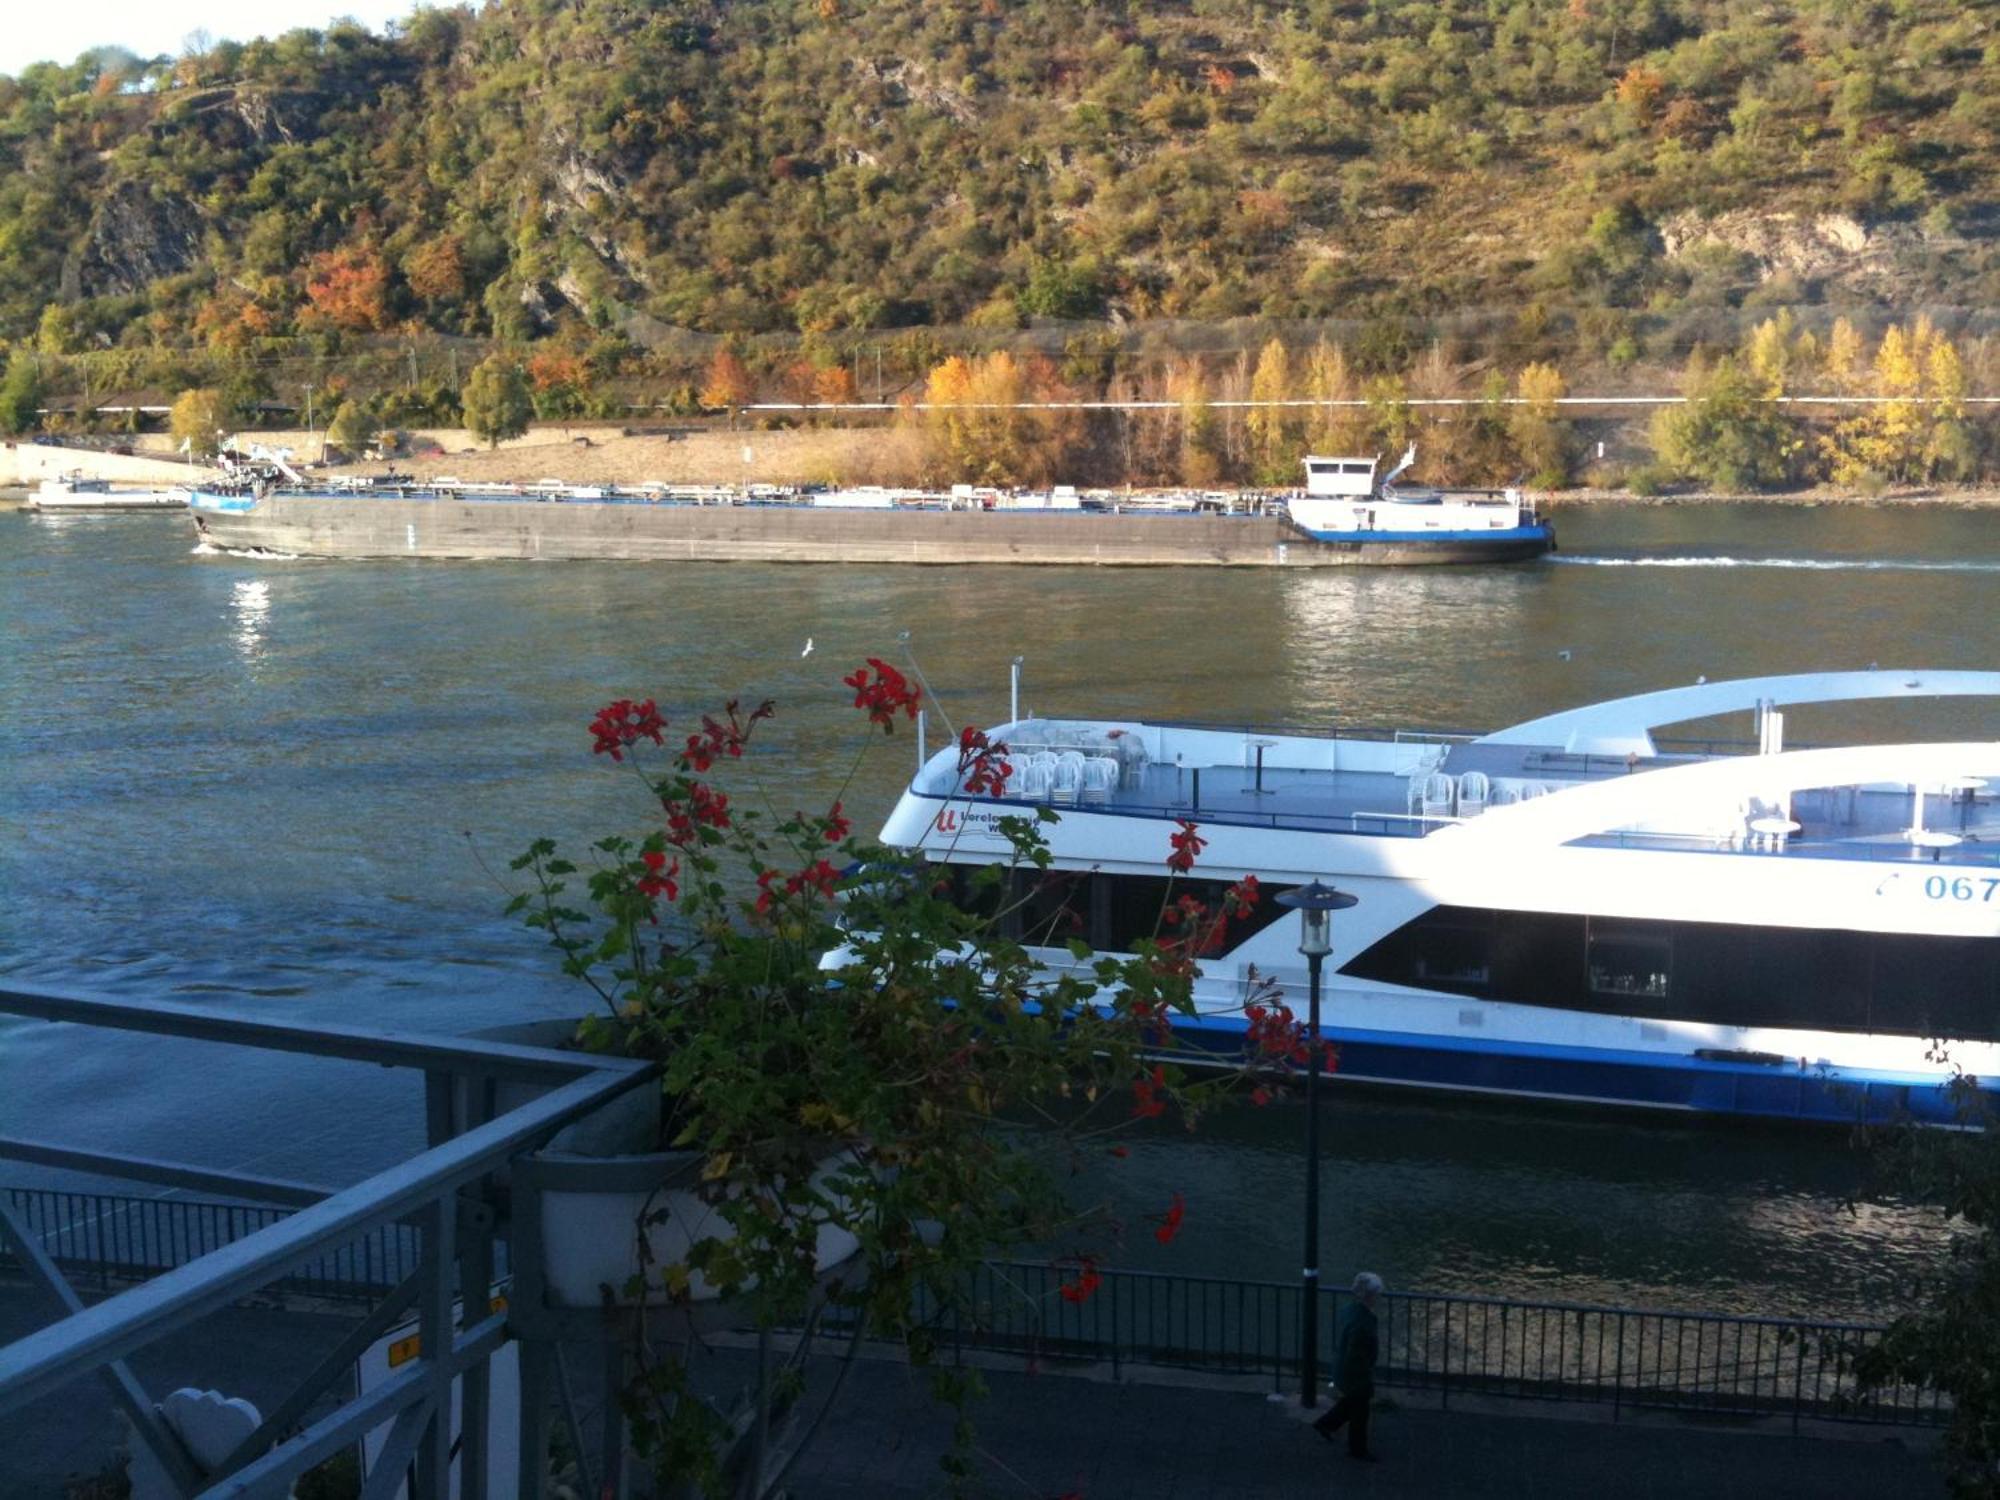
[{"left": 1334, "top": 1300, "right": 1379, "bottom": 1393}]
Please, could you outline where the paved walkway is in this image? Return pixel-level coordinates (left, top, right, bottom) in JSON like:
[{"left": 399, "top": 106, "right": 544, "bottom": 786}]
[
  {"left": 710, "top": 1349, "right": 1937, "bottom": 1500},
  {"left": 1, "top": 1281, "right": 1941, "bottom": 1499}
]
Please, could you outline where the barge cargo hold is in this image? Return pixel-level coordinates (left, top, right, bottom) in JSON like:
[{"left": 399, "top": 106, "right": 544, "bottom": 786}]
[{"left": 188, "top": 489, "right": 1554, "bottom": 566}]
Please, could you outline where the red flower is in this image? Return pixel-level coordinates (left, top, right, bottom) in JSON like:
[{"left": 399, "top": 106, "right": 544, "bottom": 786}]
[
  {"left": 1250, "top": 1085, "right": 1273, "bottom": 1107},
  {"left": 588, "top": 698, "right": 666, "bottom": 761},
  {"left": 637, "top": 849, "right": 679, "bottom": 901},
  {"left": 955, "top": 726, "right": 1015, "bottom": 797},
  {"left": 662, "top": 781, "right": 732, "bottom": 845},
  {"left": 843, "top": 659, "right": 923, "bottom": 730},
  {"left": 680, "top": 698, "right": 773, "bottom": 772},
  {"left": 1130, "top": 1064, "right": 1168, "bottom": 1120},
  {"left": 1058, "top": 1257, "right": 1103, "bottom": 1305},
  {"left": 1226, "top": 874, "right": 1261, "bottom": 912},
  {"left": 1108, "top": 1145, "right": 1129, "bottom": 1159},
  {"left": 785, "top": 858, "right": 841, "bottom": 902},
  {"left": 1153, "top": 1191, "right": 1186, "bottom": 1245},
  {"left": 1245, "top": 1001, "right": 1308, "bottom": 1062},
  {"left": 823, "top": 801, "right": 852, "bottom": 844},
  {"left": 1166, "top": 819, "right": 1206, "bottom": 874},
  {"left": 754, "top": 869, "right": 780, "bottom": 915}
]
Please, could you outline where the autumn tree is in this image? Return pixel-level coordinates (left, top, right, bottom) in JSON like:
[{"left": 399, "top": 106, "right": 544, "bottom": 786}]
[
  {"left": 812, "top": 363, "right": 858, "bottom": 407},
  {"left": 1407, "top": 343, "right": 1471, "bottom": 483},
  {"left": 1303, "top": 341, "right": 1372, "bottom": 456},
  {"left": 1171, "top": 359, "right": 1222, "bottom": 486},
  {"left": 699, "top": 347, "right": 755, "bottom": 417},
  {"left": 525, "top": 347, "right": 591, "bottom": 420},
  {"left": 1923, "top": 334, "right": 1976, "bottom": 481},
  {"left": 1508, "top": 362, "right": 1572, "bottom": 488},
  {"left": 404, "top": 234, "right": 466, "bottom": 305},
  {"left": 169, "top": 387, "right": 228, "bottom": 456},
  {"left": 461, "top": 354, "right": 533, "bottom": 448},
  {"left": 1245, "top": 338, "right": 1295, "bottom": 485},
  {"left": 302, "top": 246, "right": 391, "bottom": 333},
  {"left": 1823, "top": 322, "right": 1930, "bottom": 485},
  {"left": 921, "top": 355, "right": 976, "bottom": 480},
  {"left": 1822, "top": 317, "right": 1866, "bottom": 392}
]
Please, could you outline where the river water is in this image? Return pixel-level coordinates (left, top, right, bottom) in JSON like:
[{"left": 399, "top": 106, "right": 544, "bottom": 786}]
[{"left": 5, "top": 502, "right": 1996, "bottom": 1317}]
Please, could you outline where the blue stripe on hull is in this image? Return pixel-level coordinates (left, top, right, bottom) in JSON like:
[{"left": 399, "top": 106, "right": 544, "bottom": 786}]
[
  {"left": 1292, "top": 524, "right": 1555, "bottom": 547},
  {"left": 1166, "top": 1014, "right": 1977, "bottom": 1126}
]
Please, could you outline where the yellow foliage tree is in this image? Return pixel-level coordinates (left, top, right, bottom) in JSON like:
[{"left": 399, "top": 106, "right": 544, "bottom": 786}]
[
  {"left": 1303, "top": 340, "right": 1372, "bottom": 455},
  {"left": 1924, "top": 334, "right": 1974, "bottom": 481},
  {"left": 922, "top": 355, "right": 977, "bottom": 479},
  {"left": 1171, "top": 359, "right": 1222, "bottom": 487},
  {"left": 1744, "top": 311, "right": 1798, "bottom": 398},
  {"left": 1823, "top": 322, "right": 1924, "bottom": 484},
  {"left": 1823, "top": 317, "right": 1865, "bottom": 392},
  {"left": 1245, "top": 338, "right": 1294, "bottom": 484},
  {"left": 1509, "top": 362, "right": 1572, "bottom": 487},
  {"left": 169, "top": 388, "right": 227, "bottom": 456}
]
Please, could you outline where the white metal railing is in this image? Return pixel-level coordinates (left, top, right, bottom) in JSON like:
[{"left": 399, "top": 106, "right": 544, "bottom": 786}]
[{"left": 0, "top": 984, "right": 654, "bottom": 1499}]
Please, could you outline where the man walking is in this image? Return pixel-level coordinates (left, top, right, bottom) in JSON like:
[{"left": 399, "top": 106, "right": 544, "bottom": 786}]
[{"left": 1313, "top": 1271, "right": 1383, "bottom": 1461}]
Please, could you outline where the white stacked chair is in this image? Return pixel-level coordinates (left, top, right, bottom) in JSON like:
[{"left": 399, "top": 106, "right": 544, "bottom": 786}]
[
  {"left": 1457, "top": 770, "right": 1490, "bottom": 818},
  {"left": 1050, "top": 752, "right": 1086, "bottom": 805},
  {"left": 1421, "top": 772, "right": 1457, "bottom": 822},
  {"left": 1014, "top": 759, "right": 1055, "bottom": 803},
  {"left": 1080, "top": 756, "right": 1120, "bottom": 806}
]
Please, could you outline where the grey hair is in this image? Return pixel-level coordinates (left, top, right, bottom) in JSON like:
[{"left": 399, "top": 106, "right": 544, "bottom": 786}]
[{"left": 1352, "top": 1271, "right": 1385, "bottom": 1297}]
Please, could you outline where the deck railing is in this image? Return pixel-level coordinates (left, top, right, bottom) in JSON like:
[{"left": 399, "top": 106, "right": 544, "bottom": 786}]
[{"left": 1, "top": 1185, "right": 1944, "bottom": 1432}]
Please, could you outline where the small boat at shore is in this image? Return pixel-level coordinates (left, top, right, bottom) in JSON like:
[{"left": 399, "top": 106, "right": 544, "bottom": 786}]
[
  {"left": 28, "top": 474, "right": 187, "bottom": 513},
  {"left": 185, "top": 451, "right": 1555, "bottom": 567}
]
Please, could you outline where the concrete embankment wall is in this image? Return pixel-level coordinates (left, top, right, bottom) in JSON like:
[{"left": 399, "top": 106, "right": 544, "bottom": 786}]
[{"left": 0, "top": 443, "right": 220, "bottom": 486}]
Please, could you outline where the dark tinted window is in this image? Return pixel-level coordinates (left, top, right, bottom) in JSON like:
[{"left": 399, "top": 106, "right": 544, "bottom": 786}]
[
  {"left": 1345, "top": 903, "right": 2000, "bottom": 1042},
  {"left": 933, "top": 862, "right": 1291, "bottom": 957}
]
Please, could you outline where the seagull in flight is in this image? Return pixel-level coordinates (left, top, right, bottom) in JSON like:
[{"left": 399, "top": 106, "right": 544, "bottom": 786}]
[
  {"left": 1556, "top": 649, "right": 1573, "bottom": 661},
  {"left": 801, "top": 637, "right": 814, "bottom": 658}
]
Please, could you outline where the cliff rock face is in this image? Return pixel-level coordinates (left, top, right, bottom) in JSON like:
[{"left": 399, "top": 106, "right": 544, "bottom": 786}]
[{"left": 74, "top": 186, "right": 204, "bottom": 299}]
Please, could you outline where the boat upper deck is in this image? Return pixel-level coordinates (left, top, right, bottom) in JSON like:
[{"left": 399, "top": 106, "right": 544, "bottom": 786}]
[{"left": 911, "top": 706, "right": 2000, "bottom": 867}]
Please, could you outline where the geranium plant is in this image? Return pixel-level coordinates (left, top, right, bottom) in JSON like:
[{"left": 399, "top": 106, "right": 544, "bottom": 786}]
[{"left": 510, "top": 662, "right": 1294, "bottom": 1497}]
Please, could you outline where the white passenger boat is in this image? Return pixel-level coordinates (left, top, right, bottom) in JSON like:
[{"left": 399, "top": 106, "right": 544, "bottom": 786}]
[
  {"left": 28, "top": 473, "right": 186, "bottom": 512},
  {"left": 879, "top": 670, "right": 2000, "bottom": 1125}
]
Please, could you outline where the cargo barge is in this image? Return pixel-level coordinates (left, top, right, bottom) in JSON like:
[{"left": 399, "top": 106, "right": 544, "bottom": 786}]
[{"left": 186, "top": 452, "right": 1555, "bottom": 567}]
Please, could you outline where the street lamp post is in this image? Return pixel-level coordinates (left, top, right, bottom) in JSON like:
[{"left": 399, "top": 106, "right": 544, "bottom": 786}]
[{"left": 1276, "top": 879, "right": 1358, "bottom": 1409}]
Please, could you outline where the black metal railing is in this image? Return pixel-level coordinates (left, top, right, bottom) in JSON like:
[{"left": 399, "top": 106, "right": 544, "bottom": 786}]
[
  {"left": 0, "top": 1185, "right": 425, "bottom": 1301},
  {"left": 0, "top": 1186, "right": 1944, "bottom": 1429},
  {"left": 920, "top": 1262, "right": 1946, "bottom": 1431}
]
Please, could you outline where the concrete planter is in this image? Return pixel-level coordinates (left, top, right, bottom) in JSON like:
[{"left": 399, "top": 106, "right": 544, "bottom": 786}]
[{"left": 530, "top": 1149, "right": 863, "bottom": 1313}]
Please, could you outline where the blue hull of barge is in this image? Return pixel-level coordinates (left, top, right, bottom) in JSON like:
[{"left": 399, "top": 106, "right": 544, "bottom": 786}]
[{"left": 1166, "top": 1015, "right": 1978, "bottom": 1127}]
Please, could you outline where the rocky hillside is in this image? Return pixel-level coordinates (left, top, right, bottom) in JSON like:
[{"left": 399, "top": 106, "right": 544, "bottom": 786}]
[{"left": 1, "top": 0, "right": 1994, "bottom": 355}]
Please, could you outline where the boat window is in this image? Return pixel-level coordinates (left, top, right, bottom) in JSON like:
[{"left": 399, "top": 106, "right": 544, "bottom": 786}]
[
  {"left": 1346, "top": 903, "right": 2000, "bottom": 1042},
  {"left": 932, "top": 862, "right": 1292, "bottom": 957},
  {"left": 1412, "top": 911, "right": 1495, "bottom": 986},
  {"left": 1586, "top": 919, "right": 1671, "bottom": 1001},
  {"left": 1016, "top": 868, "right": 1091, "bottom": 948}
]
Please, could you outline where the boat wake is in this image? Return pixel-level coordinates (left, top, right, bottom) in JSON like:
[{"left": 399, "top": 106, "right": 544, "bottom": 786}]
[
  {"left": 191, "top": 542, "right": 301, "bottom": 560},
  {"left": 1554, "top": 554, "right": 2000, "bottom": 573}
]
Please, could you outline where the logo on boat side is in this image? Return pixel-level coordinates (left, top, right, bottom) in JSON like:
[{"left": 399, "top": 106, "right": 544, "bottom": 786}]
[{"left": 932, "top": 805, "right": 1009, "bottom": 840}]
